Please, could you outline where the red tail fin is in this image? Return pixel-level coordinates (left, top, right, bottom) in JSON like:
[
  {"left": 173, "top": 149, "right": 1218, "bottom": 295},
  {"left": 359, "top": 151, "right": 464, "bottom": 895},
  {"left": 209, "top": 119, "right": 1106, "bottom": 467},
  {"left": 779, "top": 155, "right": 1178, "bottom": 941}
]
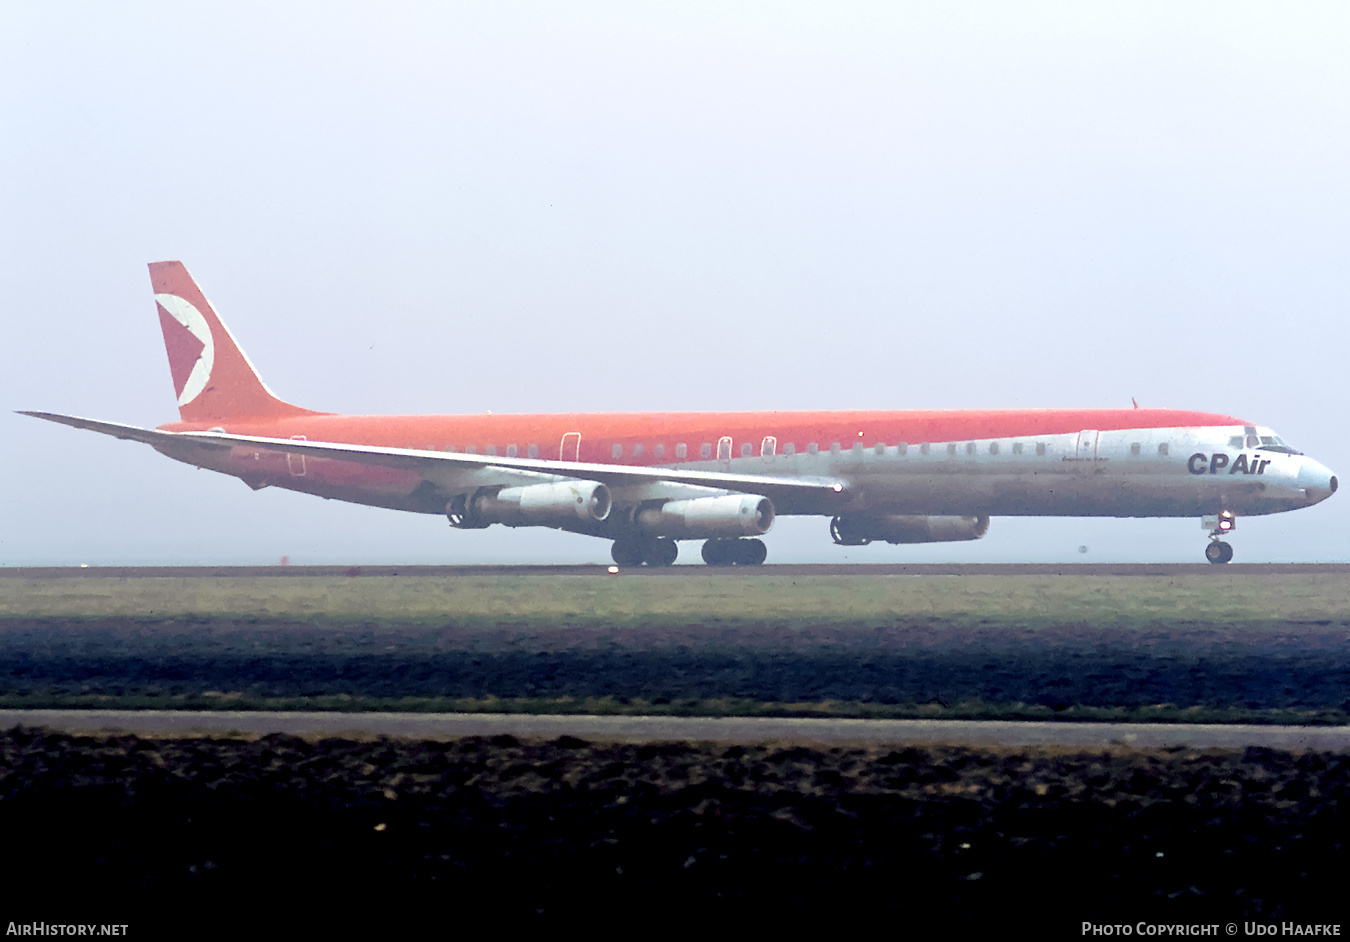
[{"left": 149, "top": 261, "right": 317, "bottom": 422}]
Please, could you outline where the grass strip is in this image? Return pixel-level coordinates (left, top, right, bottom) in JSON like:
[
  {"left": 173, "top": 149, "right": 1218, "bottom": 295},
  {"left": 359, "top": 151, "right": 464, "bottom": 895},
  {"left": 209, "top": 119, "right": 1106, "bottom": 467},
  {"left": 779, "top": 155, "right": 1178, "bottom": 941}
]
[
  {"left": 0, "top": 693, "right": 1345, "bottom": 726},
  {"left": 3, "top": 573, "right": 1350, "bottom": 623}
]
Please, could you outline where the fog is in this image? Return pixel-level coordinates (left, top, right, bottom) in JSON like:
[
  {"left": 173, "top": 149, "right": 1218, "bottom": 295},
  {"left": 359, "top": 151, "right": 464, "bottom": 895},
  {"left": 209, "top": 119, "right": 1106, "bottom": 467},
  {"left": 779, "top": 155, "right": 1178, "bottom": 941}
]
[{"left": 3, "top": 3, "right": 1347, "bottom": 565}]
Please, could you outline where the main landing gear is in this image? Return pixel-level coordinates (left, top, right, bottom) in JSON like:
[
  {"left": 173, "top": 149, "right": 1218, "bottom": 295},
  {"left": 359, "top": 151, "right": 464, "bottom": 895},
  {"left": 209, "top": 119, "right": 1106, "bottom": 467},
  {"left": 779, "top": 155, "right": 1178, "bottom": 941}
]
[
  {"left": 611, "top": 536, "right": 679, "bottom": 568},
  {"left": 1204, "top": 510, "right": 1237, "bottom": 564},
  {"left": 609, "top": 536, "right": 769, "bottom": 567},
  {"left": 701, "top": 537, "right": 767, "bottom": 566}
]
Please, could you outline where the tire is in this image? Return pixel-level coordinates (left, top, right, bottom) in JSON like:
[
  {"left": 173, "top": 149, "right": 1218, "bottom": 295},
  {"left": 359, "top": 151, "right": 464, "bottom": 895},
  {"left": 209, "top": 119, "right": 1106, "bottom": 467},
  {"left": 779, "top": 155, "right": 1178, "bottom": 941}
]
[
  {"left": 611, "top": 539, "right": 645, "bottom": 568},
  {"left": 644, "top": 538, "right": 678, "bottom": 567},
  {"left": 737, "top": 538, "right": 767, "bottom": 565},
  {"left": 701, "top": 539, "right": 732, "bottom": 566},
  {"left": 1205, "top": 541, "right": 1232, "bottom": 564}
]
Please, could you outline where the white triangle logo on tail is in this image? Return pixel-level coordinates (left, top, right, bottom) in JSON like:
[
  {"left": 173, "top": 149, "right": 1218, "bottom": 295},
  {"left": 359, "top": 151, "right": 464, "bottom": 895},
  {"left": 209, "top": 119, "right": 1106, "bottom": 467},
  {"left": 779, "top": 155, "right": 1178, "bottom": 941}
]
[{"left": 155, "top": 293, "right": 215, "bottom": 406}]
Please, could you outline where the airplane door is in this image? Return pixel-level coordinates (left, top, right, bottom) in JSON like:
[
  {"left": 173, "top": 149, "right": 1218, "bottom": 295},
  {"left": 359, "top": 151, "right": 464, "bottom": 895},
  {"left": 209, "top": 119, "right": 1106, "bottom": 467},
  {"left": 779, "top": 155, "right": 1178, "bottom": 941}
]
[
  {"left": 287, "top": 435, "right": 307, "bottom": 476},
  {"left": 560, "top": 432, "right": 581, "bottom": 462},
  {"left": 1075, "top": 429, "right": 1100, "bottom": 462},
  {"left": 717, "top": 436, "right": 733, "bottom": 470}
]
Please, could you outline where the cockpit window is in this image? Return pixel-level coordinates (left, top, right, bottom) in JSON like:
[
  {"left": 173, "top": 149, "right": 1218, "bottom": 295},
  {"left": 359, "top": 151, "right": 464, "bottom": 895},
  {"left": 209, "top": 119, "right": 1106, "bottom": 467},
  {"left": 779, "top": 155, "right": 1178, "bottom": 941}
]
[{"left": 1258, "top": 435, "right": 1301, "bottom": 455}]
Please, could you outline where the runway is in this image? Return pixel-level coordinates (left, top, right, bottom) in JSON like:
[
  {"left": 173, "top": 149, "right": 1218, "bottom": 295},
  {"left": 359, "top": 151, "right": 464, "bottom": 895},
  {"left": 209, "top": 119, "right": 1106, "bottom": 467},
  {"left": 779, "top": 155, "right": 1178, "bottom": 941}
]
[
  {"left": 6, "top": 709, "right": 1349, "bottom": 750},
  {"left": 2, "top": 562, "right": 1347, "bottom": 578}
]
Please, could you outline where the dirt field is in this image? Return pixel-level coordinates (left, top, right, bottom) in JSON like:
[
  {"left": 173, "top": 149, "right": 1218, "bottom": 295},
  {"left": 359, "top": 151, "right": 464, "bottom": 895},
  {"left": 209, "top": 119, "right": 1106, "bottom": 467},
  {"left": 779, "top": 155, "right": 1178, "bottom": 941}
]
[
  {"left": 1, "top": 614, "right": 1347, "bottom": 723},
  {"left": 1, "top": 728, "right": 1343, "bottom": 933}
]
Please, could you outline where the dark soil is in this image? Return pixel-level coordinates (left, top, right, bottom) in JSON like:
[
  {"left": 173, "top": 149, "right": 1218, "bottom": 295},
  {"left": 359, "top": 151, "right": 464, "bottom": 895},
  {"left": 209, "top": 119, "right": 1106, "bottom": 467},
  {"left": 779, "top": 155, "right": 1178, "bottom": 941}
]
[
  {"left": 2, "top": 617, "right": 1348, "bottom": 713},
  {"left": 0, "top": 729, "right": 1344, "bottom": 933}
]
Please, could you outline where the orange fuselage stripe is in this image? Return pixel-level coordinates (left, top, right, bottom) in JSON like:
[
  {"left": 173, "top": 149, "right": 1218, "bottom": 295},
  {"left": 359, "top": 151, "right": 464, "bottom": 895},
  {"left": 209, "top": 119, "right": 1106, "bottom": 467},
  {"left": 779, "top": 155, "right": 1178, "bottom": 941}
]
[{"left": 161, "top": 407, "right": 1246, "bottom": 466}]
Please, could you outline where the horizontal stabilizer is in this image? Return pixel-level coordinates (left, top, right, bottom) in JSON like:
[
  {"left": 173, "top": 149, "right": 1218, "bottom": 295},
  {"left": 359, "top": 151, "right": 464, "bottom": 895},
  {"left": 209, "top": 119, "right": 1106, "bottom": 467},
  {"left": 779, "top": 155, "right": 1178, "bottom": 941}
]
[{"left": 16, "top": 411, "right": 193, "bottom": 448}]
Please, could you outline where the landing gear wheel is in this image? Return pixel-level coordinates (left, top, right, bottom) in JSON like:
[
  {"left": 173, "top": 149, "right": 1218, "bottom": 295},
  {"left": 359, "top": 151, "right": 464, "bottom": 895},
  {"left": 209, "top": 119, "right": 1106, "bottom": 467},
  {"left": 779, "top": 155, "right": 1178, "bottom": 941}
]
[
  {"left": 611, "top": 538, "right": 645, "bottom": 568},
  {"left": 642, "top": 538, "right": 679, "bottom": 567},
  {"left": 736, "top": 538, "right": 767, "bottom": 565},
  {"left": 1205, "top": 540, "right": 1234, "bottom": 564},
  {"left": 702, "top": 538, "right": 767, "bottom": 566},
  {"left": 702, "top": 539, "right": 734, "bottom": 566}
]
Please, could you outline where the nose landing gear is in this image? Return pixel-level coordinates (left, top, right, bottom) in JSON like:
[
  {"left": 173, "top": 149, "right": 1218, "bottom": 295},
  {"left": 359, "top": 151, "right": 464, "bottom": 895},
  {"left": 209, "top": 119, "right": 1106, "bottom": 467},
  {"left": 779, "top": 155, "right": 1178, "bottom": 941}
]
[{"left": 1203, "top": 511, "right": 1236, "bottom": 564}]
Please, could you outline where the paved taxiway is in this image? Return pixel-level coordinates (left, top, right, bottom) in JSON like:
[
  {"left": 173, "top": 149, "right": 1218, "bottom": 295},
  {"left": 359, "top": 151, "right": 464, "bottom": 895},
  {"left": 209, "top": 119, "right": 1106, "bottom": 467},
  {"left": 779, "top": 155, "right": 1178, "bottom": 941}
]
[{"left": 5, "top": 710, "right": 1348, "bottom": 750}]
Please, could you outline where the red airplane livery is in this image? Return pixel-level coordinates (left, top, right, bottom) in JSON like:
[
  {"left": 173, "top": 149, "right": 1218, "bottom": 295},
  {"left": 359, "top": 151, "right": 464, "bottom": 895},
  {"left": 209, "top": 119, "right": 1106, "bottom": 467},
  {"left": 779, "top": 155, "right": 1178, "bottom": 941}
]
[{"left": 23, "top": 262, "right": 1338, "bottom": 565}]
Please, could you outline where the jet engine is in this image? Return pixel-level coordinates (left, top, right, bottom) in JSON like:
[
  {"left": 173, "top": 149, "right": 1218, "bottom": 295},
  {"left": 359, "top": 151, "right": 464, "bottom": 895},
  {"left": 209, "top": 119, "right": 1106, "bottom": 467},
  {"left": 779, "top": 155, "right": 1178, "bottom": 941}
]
[
  {"left": 636, "top": 495, "right": 775, "bottom": 538},
  {"left": 830, "top": 513, "right": 990, "bottom": 545},
  {"left": 449, "top": 481, "right": 612, "bottom": 528}
]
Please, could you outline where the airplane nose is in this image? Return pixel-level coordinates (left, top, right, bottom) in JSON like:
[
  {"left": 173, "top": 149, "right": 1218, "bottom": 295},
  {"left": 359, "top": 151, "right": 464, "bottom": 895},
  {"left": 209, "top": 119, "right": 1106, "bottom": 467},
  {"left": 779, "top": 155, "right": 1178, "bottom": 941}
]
[{"left": 1297, "top": 460, "right": 1338, "bottom": 504}]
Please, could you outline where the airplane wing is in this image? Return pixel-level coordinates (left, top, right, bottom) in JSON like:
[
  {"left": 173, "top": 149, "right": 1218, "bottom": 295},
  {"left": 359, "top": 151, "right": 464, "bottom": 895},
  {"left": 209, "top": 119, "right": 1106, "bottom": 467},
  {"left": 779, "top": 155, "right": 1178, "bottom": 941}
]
[{"left": 18, "top": 412, "right": 850, "bottom": 507}]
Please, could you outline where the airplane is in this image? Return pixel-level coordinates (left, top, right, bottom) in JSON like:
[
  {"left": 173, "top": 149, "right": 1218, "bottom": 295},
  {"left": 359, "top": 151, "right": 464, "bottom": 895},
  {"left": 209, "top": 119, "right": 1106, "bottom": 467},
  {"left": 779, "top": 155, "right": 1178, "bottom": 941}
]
[{"left": 21, "top": 261, "right": 1338, "bottom": 566}]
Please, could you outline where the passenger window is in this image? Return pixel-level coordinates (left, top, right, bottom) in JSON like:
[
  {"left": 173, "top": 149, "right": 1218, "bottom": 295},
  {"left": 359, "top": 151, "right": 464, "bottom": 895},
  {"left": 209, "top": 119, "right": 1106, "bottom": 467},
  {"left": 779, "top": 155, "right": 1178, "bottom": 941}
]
[
  {"left": 1130, "top": 442, "right": 1141, "bottom": 456},
  {"left": 898, "top": 442, "right": 908, "bottom": 455},
  {"left": 465, "top": 445, "right": 476, "bottom": 455},
  {"left": 947, "top": 443, "right": 957, "bottom": 456},
  {"left": 1035, "top": 443, "right": 1046, "bottom": 456},
  {"left": 701, "top": 443, "right": 713, "bottom": 459},
  {"left": 965, "top": 442, "right": 976, "bottom": 455},
  {"left": 830, "top": 443, "right": 842, "bottom": 455},
  {"left": 989, "top": 442, "right": 999, "bottom": 455},
  {"left": 920, "top": 443, "right": 930, "bottom": 455},
  {"left": 808, "top": 443, "right": 819, "bottom": 455},
  {"left": 1012, "top": 442, "right": 1023, "bottom": 455},
  {"left": 527, "top": 444, "right": 538, "bottom": 459},
  {"left": 873, "top": 443, "right": 885, "bottom": 456},
  {"left": 612, "top": 443, "right": 622, "bottom": 459},
  {"left": 676, "top": 443, "right": 687, "bottom": 459},
  {"left": 655, "top": 443, "right": 666, "bottom": 458},
  {"left": 740, "top": 442, "right": 752, "bottom": 458},
  {"left": 1158, "top": 443, "right": 1169, "bottom": 457},
  {"left": 506, "top": 444, "right": 518, "bottom": 458},
  {"left": 445, "top": 445, "right": 457, "bottom": 453},
  {"left": 782, "top": 442, "right": 795, "bottom": 456},
  {"left": 634, "top": 444, "right": 644, "bottom": 458},
  {"left": 486, "top": 445, "right": 497, "bottom": 456}
]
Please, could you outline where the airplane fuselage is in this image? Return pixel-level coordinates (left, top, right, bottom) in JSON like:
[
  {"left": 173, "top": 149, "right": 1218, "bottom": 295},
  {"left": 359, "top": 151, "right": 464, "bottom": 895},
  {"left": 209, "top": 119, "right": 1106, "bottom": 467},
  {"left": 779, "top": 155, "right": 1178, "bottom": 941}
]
[{"left": 153, "top": 408, "right": 1336, "bottom": 529}]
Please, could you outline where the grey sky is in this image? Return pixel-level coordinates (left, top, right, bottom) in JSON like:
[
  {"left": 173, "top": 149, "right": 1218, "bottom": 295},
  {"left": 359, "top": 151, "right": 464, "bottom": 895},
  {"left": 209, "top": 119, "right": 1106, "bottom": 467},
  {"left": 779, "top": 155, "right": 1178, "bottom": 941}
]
[{"left": 3, "top": 2, "right": 1347, "bottom": 565}]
